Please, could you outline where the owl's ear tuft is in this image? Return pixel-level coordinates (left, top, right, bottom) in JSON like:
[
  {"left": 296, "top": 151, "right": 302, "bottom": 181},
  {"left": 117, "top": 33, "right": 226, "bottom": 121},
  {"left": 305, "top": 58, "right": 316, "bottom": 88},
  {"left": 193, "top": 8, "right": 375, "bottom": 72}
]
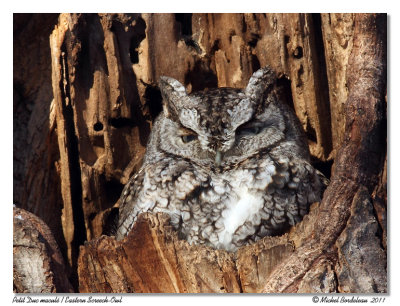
[
  {"left": 245, "top": 66, "right": 276, "bottom": 103},
  {"left": 159, "top": 76, "right": 188, "bottom": 120}
]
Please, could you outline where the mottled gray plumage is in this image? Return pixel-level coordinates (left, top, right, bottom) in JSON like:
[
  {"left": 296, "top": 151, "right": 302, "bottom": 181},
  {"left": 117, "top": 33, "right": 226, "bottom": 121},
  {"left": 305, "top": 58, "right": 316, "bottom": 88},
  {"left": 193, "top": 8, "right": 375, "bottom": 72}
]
[{"left": 116, "top": 66, "right": 327, "bottom": 251}]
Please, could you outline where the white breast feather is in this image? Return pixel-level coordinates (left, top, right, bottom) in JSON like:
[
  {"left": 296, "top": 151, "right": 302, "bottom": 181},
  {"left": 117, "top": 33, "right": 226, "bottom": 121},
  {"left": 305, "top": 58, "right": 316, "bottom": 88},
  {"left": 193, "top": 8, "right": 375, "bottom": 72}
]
[{"left": 217, "top": 169, "right": 272, "bottom": 249}]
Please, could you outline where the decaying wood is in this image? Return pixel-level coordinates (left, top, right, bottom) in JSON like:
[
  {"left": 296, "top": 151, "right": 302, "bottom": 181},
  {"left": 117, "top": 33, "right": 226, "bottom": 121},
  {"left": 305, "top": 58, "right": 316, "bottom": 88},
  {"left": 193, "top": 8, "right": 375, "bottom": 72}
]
[
  {"left": 321, "top": 13, "right": 355, "bottom": 157},
  {"left": 13, "top": 13, "right": 386, "bottom": 293},
  {"left": 13, "top": 207, "right": 74, "bottom": 293},
  {"left": 78, "top": 213, "right": 294, "bottom": 293}
]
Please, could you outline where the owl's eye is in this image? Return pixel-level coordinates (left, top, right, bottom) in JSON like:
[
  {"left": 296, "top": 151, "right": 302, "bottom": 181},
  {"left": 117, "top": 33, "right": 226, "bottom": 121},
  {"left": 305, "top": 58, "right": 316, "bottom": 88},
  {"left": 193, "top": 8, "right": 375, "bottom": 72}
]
[
  {"left": 181, "top": 134, "right": 198, "bottom": 143},
  {"left": 236, "top": 125, "right": 261, "bottom": 136}
]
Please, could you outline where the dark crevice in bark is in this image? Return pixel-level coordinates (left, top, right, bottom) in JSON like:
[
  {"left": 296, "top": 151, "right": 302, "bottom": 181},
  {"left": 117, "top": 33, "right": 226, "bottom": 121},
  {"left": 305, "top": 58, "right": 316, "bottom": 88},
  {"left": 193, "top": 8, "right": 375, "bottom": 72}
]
[
  {"left": 60, "top": 42, "right": 87, "bottom": 290},
  {"left": 311, "top": 13, "right": 333, "bottom": 157}
]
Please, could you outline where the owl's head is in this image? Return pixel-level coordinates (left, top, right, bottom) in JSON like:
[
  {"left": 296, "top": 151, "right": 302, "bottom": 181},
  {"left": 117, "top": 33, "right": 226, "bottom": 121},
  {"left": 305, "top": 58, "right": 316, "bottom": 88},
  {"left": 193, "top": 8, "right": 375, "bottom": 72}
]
[{"left": 157, "top": 67, "right": 305, "bottom": 169}]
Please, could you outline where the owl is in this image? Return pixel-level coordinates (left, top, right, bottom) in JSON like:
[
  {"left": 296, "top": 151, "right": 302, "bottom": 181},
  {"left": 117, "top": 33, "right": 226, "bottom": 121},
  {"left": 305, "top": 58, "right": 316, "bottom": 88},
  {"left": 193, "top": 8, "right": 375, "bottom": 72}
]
[{"left": 116, "top": 66, "right": 327, "bottom": 251}]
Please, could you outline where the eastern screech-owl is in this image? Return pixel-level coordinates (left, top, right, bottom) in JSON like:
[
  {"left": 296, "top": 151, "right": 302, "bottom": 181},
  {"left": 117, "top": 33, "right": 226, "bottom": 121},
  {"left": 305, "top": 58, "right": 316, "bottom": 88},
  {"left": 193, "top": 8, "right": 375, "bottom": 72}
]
[{"left": 116, "top": 66, "right": 327, "bottom": 251}]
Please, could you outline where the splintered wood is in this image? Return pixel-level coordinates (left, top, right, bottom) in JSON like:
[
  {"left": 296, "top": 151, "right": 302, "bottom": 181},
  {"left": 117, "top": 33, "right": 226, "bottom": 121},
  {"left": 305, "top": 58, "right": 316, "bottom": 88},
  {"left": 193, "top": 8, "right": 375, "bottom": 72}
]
[{"left": 78, "top": 213, "right": 294, "bottom": 293}]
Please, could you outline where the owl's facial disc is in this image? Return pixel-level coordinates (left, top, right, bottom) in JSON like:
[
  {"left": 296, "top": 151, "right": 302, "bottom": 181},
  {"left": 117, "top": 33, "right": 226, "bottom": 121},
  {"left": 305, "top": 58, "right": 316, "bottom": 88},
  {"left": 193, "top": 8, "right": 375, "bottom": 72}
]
[
  {"left": 159, "top": 72, "right": 283, "bottom": 168},
  {"left": 171, "top": 89, "right": 267, "bottom": 167}
]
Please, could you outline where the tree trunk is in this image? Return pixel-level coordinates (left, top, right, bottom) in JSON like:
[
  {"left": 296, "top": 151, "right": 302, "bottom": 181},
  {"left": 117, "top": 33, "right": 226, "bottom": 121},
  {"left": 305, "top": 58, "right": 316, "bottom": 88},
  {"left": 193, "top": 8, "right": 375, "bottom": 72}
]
[
  {"left": 13, "top": 207, "right": 74, "bottom": 293},
  {"left": 13, "top": 13, "right": 387, "bottom": 293}
]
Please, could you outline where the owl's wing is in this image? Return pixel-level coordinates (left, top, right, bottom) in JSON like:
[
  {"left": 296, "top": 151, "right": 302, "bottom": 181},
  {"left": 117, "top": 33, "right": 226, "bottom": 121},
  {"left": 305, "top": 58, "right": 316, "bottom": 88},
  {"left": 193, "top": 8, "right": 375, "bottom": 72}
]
[
  {"left": 115, "top": 168, "right": 146, "bottom": 240},
  {"left": 294, "top": 159, "right": 329, "bottom": 206}
]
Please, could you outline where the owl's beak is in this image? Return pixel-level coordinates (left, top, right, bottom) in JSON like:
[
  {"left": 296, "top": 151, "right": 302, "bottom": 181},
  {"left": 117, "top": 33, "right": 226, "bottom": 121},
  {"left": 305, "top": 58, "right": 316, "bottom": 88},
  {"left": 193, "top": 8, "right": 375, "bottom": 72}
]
[{"left": 215, "top": 151, "right": 223, "bottom": 166}]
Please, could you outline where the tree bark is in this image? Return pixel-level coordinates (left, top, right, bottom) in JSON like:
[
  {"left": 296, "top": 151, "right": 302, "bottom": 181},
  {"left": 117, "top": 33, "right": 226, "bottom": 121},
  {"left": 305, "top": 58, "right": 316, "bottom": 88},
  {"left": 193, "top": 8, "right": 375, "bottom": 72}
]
[
  {"left": 13, "top": 13, "right": 386, "bottom": 293},
  {"left": 13, "top": 207, "right": 74, "bottom": 293}
]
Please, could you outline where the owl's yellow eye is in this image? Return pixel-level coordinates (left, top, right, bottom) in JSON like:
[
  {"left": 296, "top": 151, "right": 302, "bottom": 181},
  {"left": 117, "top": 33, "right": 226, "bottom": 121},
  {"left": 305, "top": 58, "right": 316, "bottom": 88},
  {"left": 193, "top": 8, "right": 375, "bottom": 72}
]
[
  {"left": 181, "top": 134, "right": 197, "bottom": 143},
  {"left": 180, "top": 127, "right": 198, "bottom": 143}
]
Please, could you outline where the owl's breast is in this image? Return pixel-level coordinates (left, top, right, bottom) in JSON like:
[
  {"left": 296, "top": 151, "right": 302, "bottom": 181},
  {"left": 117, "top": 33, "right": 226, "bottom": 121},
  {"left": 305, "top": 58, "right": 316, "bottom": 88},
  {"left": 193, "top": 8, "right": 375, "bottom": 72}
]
[
  {"left": 128, "top": 154, "right": 319, "bottom": 251},
  {"left": 183, "top": 162, "right": 279, "bottom": 251},
  {"left": 214, "top": 183, "right": 265, "bottom": 250}
]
